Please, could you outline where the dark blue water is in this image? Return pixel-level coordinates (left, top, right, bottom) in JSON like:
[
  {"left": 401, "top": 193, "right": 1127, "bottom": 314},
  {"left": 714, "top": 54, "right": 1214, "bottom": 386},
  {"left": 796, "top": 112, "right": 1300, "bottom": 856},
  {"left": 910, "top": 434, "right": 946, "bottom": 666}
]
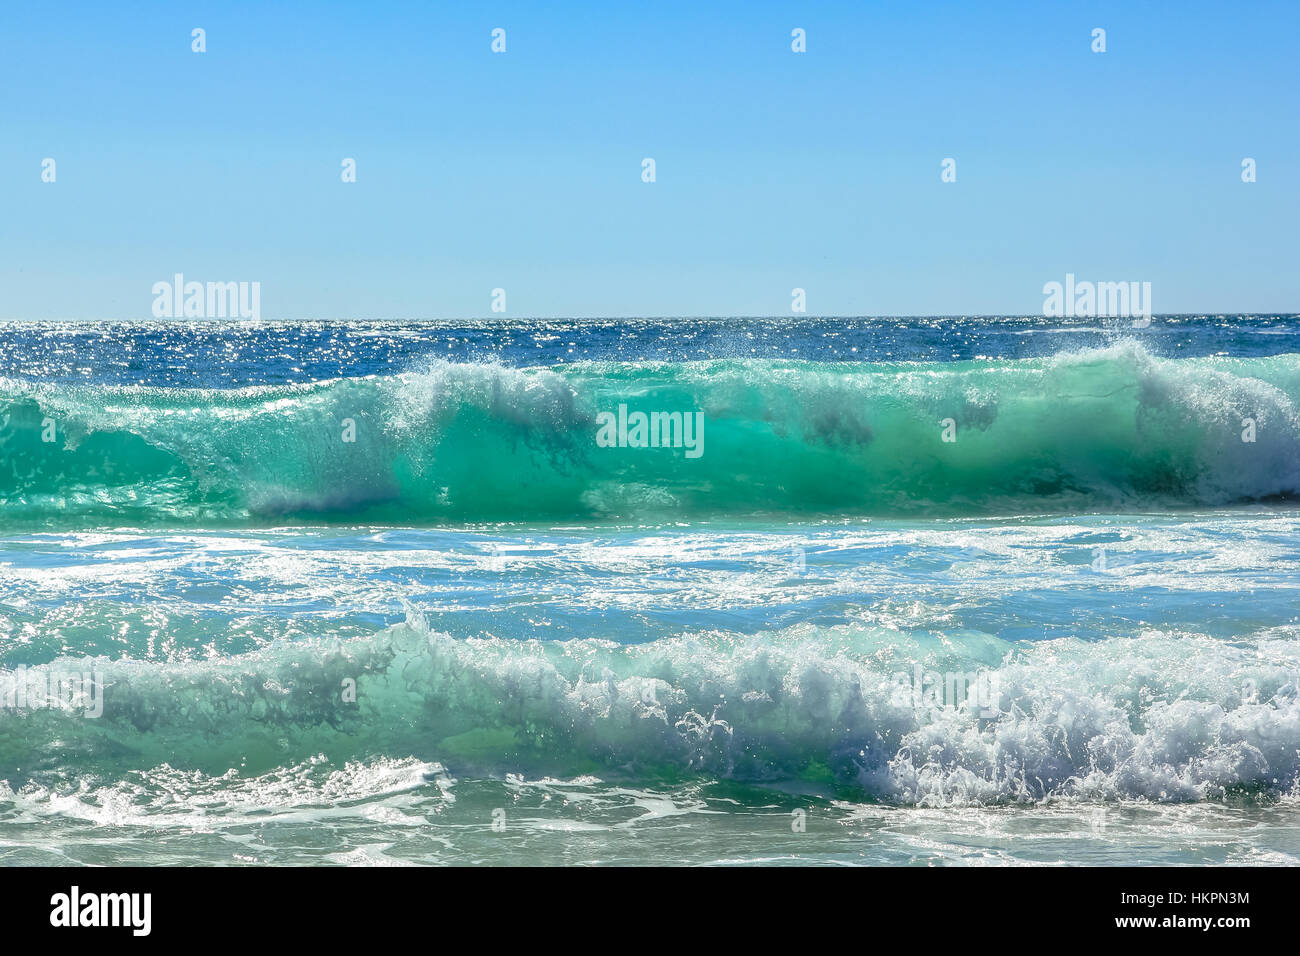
[{"left": 2, "top": 315, "right": 1297, "bottom": 387}]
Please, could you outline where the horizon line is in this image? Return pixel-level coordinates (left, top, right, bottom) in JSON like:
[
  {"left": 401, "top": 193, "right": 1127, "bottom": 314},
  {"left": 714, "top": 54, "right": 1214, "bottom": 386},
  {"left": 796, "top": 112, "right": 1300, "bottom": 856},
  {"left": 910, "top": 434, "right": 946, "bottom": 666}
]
[{"left": 2, "top": 312, "right": 1298, "bottom": 324}]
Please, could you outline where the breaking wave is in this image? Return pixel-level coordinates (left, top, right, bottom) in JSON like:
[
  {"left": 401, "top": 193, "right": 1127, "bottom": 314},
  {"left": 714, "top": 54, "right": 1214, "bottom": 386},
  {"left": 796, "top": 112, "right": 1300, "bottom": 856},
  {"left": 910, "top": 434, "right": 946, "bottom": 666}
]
[
  {"left": 5, "top": 611, "right": 1300, "bottom": 805},
  {"left": 2, "top": 343, "right": 1299, "bottom": 526}
]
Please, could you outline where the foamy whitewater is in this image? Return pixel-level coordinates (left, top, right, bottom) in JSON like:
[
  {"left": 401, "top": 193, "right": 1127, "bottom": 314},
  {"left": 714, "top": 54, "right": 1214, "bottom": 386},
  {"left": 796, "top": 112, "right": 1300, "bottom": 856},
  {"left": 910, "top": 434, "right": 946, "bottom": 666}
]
[{"left": 1, "top": 316, "right": 1298, "bottom": 865}]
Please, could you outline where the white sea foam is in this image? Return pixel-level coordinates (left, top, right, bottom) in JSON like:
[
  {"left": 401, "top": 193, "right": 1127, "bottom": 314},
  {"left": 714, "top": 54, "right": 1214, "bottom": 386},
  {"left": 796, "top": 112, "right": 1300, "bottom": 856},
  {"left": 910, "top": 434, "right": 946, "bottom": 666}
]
[{"left": 5, "top": 613, "right": 1299, "bottom": 806}]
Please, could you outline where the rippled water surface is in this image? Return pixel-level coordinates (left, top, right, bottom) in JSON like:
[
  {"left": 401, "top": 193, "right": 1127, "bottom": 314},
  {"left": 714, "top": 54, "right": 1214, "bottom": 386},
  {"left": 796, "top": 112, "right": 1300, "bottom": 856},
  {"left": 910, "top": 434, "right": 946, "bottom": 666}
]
[{"left": 1, "top": 317, "right": 1298, "bottom": 864}]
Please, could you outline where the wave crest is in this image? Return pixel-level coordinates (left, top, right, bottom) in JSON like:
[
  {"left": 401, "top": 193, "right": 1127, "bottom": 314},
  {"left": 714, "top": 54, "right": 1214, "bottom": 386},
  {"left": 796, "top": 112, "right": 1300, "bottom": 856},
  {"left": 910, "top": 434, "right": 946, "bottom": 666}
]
[
  {"left": 5, "top": 613, "right": 1300, "bottom": 805},
  {"left": 2, "top": 344, "right": 1298, "bottom": 525}
]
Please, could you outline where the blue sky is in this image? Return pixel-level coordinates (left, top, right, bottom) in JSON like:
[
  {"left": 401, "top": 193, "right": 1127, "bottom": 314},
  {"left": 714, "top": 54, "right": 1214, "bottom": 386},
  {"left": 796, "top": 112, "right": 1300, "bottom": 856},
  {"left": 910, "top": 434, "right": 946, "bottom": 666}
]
[{"left": 1, "top": 0, "right": 1297, "bottom": 319}]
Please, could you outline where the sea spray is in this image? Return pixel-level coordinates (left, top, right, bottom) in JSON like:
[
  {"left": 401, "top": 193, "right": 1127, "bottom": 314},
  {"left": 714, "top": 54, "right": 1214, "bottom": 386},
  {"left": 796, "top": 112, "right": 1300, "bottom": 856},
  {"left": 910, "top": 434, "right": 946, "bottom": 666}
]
[
  {"left": 5, "top": 613, "right": 1300, "bottom": 804},
  {"left": 2, "top": 343, "right": 1299, "bottom": 527}
]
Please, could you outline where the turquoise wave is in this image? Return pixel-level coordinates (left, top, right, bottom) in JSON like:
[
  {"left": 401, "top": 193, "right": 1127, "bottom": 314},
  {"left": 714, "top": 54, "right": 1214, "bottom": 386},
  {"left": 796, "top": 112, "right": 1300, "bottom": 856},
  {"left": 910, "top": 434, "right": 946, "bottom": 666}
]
[
  {"left": 2, "top": 342, "right": 1298, "bottom": 527},
  {"left": 5, "top": 611, "right": 1300, "bottom": 803}
]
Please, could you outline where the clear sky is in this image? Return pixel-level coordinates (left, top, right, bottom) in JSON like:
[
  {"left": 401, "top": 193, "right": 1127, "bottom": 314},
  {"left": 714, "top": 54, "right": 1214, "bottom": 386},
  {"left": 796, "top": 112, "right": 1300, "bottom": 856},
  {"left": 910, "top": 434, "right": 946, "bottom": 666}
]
[{"left": 1, "top": 0, "right": 1297, "bottom": 319}]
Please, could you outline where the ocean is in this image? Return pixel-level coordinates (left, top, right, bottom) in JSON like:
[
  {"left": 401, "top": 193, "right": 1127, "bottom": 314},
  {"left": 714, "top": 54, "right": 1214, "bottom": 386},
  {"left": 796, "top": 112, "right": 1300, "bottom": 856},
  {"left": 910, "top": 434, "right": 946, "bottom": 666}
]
[{"left": 1, "top": 315, "right": 1298, "bottom": 866}]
